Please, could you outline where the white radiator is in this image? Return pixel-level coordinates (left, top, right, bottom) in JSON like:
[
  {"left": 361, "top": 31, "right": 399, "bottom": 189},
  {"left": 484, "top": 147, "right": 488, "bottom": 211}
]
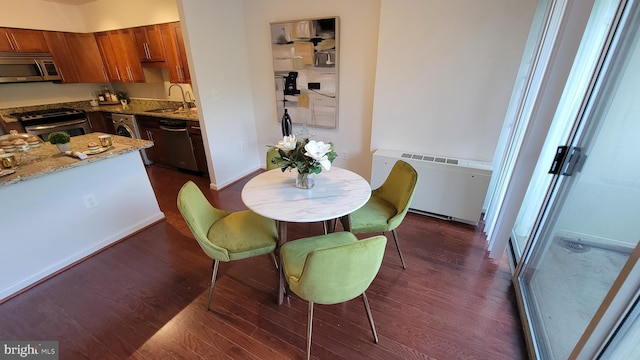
[{"left": 372, "top": 149, "right": 492, "bottom": 225}]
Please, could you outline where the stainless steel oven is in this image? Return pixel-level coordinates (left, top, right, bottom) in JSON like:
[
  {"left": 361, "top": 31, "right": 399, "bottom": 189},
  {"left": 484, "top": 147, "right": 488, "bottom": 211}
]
[{"left": 11, "top": 108, "right": 92, "bottom": 141}]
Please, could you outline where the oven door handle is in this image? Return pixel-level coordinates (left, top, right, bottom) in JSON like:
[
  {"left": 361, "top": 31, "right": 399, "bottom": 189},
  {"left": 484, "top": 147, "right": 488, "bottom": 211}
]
[{"left": 25, "top": 119, "right": 88, "bottom": 131}]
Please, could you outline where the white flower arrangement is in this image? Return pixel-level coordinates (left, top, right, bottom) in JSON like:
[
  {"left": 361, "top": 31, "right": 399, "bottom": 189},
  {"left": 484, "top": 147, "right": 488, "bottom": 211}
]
[{"left": 270, "top": 135, "right": 338, "bottom": 174}]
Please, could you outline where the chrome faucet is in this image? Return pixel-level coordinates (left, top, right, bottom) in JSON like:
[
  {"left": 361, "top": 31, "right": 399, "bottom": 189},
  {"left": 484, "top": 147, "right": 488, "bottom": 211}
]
[
  {"left": 185, "top": 90, "right": 196, "bottom": 108},
  {"left": 168, "top": 84, "right": 188, "bottom": 110}
]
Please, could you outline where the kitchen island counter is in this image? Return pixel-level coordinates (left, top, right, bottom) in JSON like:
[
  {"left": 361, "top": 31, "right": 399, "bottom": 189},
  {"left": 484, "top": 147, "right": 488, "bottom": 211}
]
[
  {"left": 0, "top": 133, "right": 153, "bottom": 187},
  {"left": 0, "top": 133, "right": 163, "bottom": 302}
]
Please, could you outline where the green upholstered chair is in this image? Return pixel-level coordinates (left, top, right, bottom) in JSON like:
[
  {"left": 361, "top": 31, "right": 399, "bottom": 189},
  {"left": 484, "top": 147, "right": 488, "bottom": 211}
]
[
  {"left": 177, "top": 181, "right": 278, "bottom": 310},
  {"left": 266, "top": 147, "right": 280, "bottom": 170},
  {"left": 349, "top": 160, "right": 418, "bottom": 269},
  {"left": 280, "top": 232, "right": 387, "bottom": 360}
]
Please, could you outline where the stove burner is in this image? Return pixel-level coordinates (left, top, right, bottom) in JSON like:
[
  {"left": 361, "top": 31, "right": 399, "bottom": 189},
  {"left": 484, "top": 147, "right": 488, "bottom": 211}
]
[
  {"left": 10, "top": 107, "right": 88, "bottom": 130},
  {"left": 11, "top": 108, "right": 85, "bottom": 121}
]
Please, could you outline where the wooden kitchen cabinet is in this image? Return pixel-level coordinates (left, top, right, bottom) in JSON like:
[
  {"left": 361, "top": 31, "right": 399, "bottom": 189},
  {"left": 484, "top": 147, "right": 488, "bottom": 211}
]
[
  {"left": 44, "top": 31, "right": 108, "bottom": 83},
  {"left": 43, "top": 31, "right": 79, "bottom": 83},
  {"left": 0, "top": 27, "right": 49, "bottom": 53},
  {"left": 87, "top": 112, "right": 115, "bottom": 134},
  {"left": 136, "top": 116, "right": 171, "bottom": 167},
  {"left": 187, "top": 121, "right": 208, "bottom": 176},
  {"left": 160, "top": 22, "right": 191, "bottom": 83},
  {"left": 65, "top": 33, "right": 109, "bottom": 83},
  {"left": 1, "top": 120, "right": 25, "bottom": 135},
  {"left": 95, "top": 30, "right": 145, "bottom": 83},
  {"left": 132, "top": 25, "right": 166, "bottom": 63}
]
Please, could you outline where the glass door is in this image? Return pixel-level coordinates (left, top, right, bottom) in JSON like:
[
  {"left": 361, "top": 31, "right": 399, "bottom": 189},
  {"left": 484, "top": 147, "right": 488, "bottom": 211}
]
[
  {"left": 511, "top": 0, "right": 621, "bottom": 259},
  {"left": 514, "top": 0, "right": 640, "bottom": 358}
]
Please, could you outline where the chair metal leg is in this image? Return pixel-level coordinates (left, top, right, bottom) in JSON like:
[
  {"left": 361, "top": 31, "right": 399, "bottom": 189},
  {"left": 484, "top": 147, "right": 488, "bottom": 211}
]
[
  {"left": 307, "top": 301, "right": 314, "bottom": 360},
  {"left": 361, "top": 292, "right": 379, "bottom": 343},
  {"left": 207, "top": 259, "right": 220, "bottom": 311},
  {"left": 270, "top": 252, "right": 279, "bottom": 270},
  {"left": 391, "top": 229, "right": 407, "bottom": 269}
]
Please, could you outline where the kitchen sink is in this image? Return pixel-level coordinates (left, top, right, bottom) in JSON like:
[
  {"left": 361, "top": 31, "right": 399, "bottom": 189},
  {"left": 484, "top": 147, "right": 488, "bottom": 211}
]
[{"left": 145, "top": 108, "right": 180, "bottom": 113}]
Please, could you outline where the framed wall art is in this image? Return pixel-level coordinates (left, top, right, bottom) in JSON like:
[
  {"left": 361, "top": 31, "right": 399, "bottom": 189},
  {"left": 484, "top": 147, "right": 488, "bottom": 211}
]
[{"left": 270, "top": 16, "right": 339, "bottom": 129}]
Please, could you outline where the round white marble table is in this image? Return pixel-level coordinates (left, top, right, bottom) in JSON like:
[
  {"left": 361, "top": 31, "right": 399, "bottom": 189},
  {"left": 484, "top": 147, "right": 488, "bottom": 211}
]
[
  {"left": 241, "top": 167, "right": 371, "bottom": 304},
  {"left": 241, "top": 167, "right": 371, "bottom": 223}
]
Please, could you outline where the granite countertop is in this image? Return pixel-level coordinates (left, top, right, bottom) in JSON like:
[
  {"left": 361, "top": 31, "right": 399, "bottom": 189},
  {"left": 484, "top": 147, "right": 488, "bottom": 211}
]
[
  {"left": 0, "top": 99, "right": 200, "bottom": 124},
  {"left": 85, "top": 101, "right": 200, "bottom": 121},
  {"left": 0, "top": 133, "right": 153, "bottom": 187}
]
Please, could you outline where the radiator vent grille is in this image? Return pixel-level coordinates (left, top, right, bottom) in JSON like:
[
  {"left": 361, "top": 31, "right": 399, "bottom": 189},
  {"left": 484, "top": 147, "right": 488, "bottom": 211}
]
[
  {"left": 374, "top": 149, "right": 493, "bottom": 225},
  {"left": 401, "top": 153, "right": 459, "bottom": 166}
]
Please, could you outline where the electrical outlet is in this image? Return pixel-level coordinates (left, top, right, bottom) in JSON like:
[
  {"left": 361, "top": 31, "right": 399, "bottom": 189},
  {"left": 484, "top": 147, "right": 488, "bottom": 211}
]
[
  {"left": 83, "top": 194, "right": 98, "bottom": 209},
  {"left": 341, "top": 151, "right": 348, "bottom": 160}
]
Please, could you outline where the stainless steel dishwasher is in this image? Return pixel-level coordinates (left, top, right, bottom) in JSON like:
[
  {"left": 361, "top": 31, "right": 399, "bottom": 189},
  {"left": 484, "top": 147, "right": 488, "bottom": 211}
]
[{"left": 159, "top": 118, "right": 199, "bottom": 172}]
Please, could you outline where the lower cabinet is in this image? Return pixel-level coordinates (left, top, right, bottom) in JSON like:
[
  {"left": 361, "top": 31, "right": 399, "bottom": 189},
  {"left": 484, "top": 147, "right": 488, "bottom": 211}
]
[
  {"left": 1, "top": 120, "right": 25, "bottom": 134},
  {"left": 87, "top": 112, "right": 115, "bottom": 134},
  {"left": 187, "top": 121, "right": 208, "bottom": 176},
  {"left": 136, "top": 116, "right": 207, "bottom": 175},
  {"left": 136, "top": 116, "right": 172, "bottom": 167}
]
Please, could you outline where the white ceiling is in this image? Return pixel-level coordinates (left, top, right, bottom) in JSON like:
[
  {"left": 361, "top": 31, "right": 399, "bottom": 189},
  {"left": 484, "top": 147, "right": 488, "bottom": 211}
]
[{"left": 40, "top": 0, "right": 98, "bottom": 5}]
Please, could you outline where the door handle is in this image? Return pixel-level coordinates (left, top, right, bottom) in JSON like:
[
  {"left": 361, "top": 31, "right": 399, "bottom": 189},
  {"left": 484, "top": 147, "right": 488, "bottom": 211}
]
[
  {"left": 562, "top": 147, "right": 582, "bottom": 176},
  {"left": 160, "top": 126, "right": 187, "bottom": 132},
  {"left": 548, "top": 146, "right": 569, "bottom": 175}
]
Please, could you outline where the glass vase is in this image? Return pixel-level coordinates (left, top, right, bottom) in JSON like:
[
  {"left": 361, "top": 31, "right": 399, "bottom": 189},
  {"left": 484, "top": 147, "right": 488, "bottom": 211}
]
[{"left": 296, "top": 172, "right": 315, "bottom": 189}]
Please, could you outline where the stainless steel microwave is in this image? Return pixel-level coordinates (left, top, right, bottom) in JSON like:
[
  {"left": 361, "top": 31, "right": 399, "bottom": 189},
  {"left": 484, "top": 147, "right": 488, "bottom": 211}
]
[{"left": 0, "top": 53, "right": 62, "bottom": 83}]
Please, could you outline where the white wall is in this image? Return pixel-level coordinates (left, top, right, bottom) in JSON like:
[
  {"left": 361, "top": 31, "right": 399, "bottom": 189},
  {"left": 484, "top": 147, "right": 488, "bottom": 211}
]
[
  {"left": 77, "top": 0, "right": 179, "bottom": 32},
  {"left": 372, "top": 0, "right": 536, "bottom": 164},
  {"left": 0, "top": 0, "right": 84, "bottom": 32},
  {"left": 244, "top": 0, "right": 381, "bottom": 178},
  {"left": 0, "top": 0, "right": 178, "bottom": 32},
  {"left": 244, "top": 0, "right": 534, "bottom": 181},
  {"left": 179, "top": 0, "right": 259, "bottom": 188}
]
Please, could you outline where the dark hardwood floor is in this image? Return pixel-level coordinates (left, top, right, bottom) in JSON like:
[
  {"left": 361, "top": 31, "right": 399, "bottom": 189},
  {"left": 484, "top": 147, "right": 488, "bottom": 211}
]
[{"left": 0, "top": 165, "right": 527, "bottom": 359}]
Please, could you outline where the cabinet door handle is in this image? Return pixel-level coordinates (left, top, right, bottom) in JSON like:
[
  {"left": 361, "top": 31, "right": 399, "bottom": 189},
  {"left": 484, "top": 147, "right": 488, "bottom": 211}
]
[
  {"left": 5, "top": 33, "right": 15, "bottom": 50},
  {"left": 144, "top": 43, "right": 151, "bottom": 59},
  {"left": 192, "top": 126, "right": 201, "bottom": 130},
  {"left": 115, "top": 67, "right": 122, "bottom": 81},
  {"left": 126, "top": 66, "right": 133, "bottom": 81},
  {"left": 9, "top": 33, "right": 19, "bottom": 51},
  {"left": 102, "top": 68, "right": 108, "bottom": 82}
]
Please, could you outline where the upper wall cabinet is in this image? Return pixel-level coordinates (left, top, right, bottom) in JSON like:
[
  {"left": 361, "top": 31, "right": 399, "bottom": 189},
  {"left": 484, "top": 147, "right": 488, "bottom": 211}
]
[
  {"left": 65, "top": 33, "right": 109, "bottom": 83},
  {"left": 132, "top": 25, "right": 166, "bottom": 63},
  {"left": 0, "top": 27, "right": 49, "bottom": 53},
  {"left": 44, "top": 31, "right": 108, "bottom": 83},
  {"left": 43, "top": 31, "right": 80, "bottom": 83},
  {"left": 160, "top": 22, "right": 190, "bottom": 83},
  {"left": 96, "top": 30, "right": 145, "bottom": 83}
]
